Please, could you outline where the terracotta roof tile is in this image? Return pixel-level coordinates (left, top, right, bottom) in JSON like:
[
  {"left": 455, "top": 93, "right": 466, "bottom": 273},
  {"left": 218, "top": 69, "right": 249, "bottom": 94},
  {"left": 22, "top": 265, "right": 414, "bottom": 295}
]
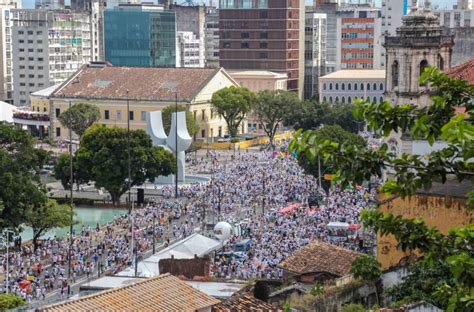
[
  {"left": 447, "top": 58, "right": 474, "bottom": 85},
  {"left": 277, "top": 240, "right": 361, "bottom": 277},
  {"left": 53, "top": 64, "right": 221, "bottom": 102},
  {"left": 213, "top": 294, "right": 280, "bottom": 312},
  {"left": 38, "top": 273, "right": 220, "bottom": 312}
]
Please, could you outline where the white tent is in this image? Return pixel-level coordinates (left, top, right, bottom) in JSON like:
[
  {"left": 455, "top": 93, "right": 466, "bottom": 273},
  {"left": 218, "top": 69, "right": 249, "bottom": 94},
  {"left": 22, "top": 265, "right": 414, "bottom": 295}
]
[
  {"left": 0, "top": 101, "right": 15, "bottom": 123},
  {"left": 117, "top": 233, "right": 222, "bottom": 277},
  {"left": 327, "top": 221, "right": 349, "bottom": 229}
]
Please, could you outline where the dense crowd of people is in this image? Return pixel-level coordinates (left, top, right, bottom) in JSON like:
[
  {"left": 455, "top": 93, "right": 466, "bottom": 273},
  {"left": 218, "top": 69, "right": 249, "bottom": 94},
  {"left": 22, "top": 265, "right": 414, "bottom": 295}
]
[{"left": 1, "top": 144, "right": 376, "bottom": 303}]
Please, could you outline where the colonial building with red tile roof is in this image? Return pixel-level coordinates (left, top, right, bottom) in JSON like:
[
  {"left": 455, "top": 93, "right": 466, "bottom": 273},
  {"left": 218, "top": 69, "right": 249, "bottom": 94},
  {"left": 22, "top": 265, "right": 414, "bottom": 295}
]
[
  {"left": 278, "top": 240, "right": 361, "bottom": 282},
  {"left": 44, "top": 62, "right": 241, "bottom": 140},
  {"left": 39, "top": 273, "right": 220, "bottom": 312},
  {"left": 447, "top": 58, "right": 474, "bottom": 85}
]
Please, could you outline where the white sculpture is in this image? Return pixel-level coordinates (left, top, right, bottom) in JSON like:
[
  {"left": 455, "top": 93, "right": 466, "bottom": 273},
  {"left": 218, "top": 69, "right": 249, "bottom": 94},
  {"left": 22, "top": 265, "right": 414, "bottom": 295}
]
[{"left": 146, "top": 111, "right": 192, "bottom": 183}]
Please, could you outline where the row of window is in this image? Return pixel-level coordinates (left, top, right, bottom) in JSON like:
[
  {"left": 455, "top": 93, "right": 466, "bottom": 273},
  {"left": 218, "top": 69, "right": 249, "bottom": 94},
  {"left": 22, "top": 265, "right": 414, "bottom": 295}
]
[
  {"left": 18, "top": 39, "right": 43, "bottom": 44},
  {"left": 18, "top": 30, "right": 43, "bottom": 35},
  {"left": 323, "top": 82, "right": 384, "bottom": 91},
  {"left": 322, "top": 96, "right": 385, "bottom": 104}
]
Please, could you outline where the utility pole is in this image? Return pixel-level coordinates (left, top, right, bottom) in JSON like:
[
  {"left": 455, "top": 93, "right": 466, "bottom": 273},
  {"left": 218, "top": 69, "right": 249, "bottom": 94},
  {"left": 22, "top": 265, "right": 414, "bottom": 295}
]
[
  {"left": 68, "top": 99, "right": 74, "bottom": 281},
  {"left": 217, "top": 182, "right": 221, "bottom": 221},
  {"left": 152, "top": 211, "right": 156, "bottom": 254},
  {"left": 127, "top": 90, "right": 131, "bottom": 215},
  {"left": 262, "top": 171, "right": 266, "bottom": 215},
  {"left": 318, "top": 155, "right": 322, "bottom": 189}
]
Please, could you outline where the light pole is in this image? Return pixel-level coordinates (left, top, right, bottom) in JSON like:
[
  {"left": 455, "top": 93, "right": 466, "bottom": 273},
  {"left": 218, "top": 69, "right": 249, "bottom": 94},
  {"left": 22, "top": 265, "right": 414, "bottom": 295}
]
[
  {"left": 3, "top": 230, "right": 14, "bottom": 294},
  {"left": 262, "top": 171, "right": 266, "bottom": 215},
  {"left": 127, "top": 90, "right": 131, "bottom": 215},
  {"left": 68, "top": 99, "right": 74, "bottom": 281}
]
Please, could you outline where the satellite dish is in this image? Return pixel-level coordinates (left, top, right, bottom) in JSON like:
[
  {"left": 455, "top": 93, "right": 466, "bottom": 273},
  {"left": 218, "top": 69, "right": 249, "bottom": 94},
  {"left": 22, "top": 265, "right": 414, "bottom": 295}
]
[{"left": 214, "top": 222, "right": 232, "bottom": 241}]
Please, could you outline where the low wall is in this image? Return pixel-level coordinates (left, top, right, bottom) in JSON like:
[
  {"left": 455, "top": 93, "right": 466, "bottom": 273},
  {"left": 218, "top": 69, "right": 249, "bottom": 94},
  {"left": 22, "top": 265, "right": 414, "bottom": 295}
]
[{"left": 199, "top": 131, "right": 294, "bottom": 150}]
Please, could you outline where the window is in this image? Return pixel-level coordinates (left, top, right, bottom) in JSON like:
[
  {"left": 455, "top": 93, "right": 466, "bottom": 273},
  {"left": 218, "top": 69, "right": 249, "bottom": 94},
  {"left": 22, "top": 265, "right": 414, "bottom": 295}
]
[
  {"left": 201, "top": 129, "right": 206, "bottom": 138},
  {"left": 335, "top": 96, "right": 339, "bottom": 103},
  {"left": 104, "top": 110, "right": 109, "bottom": 120},
  {"left": 241, "top": 42, "right": 249, "bottom": 48},
  {"left": 373, "top": 96, "right": 377, "bottom": 103},
  {"left": 329, "top": 96, "right": 333, "bottom": 103},
  {"left": 323, "top": 83, "right": 326, "bottom": 90},
  {"left": 55, "top": 108, "right": 60, "bottom": 117},
  {"left": 348, "top": 96, "right": 352, "bottom": 103},
  {"left": 129, "top": 111, "right": 134, "bottom": 121},
  {"left": 373, "top": 83, "right": 377, "bottom": 91},
  {"left": 323, "top": 96, "right": 327, "bottom": 102},
  {"left": 348, "top": 83, "right": 351, "bottom": 91},
  {"left": 392, "top": 60, "right": 399, "bottom": 88},
  {"left": 420, "top": 60, "right": 429, "bottom": 84},
  {"left": 380, "top": 83, "right": 384, "bottom": 91},
  {"left": 141, "top": 111, "right": 146, "bottom": 121},
  {"left": 260, "top": 32, "right": 268, "bottom": 39},
  {"left": 335, "top": 83, "right": 339, "bottom": 91},
  {"left": 260, "top": 42, "right": 268, "bottom": 49},
  {"left": 260, "top": 11, "right": 268, "bottom": 18},
  {"left": 360, "top": 83, "right": 364, "bottom": 90},
  {"left": 223, "top": 42, "right": 230, "bottom": 48},
  {"left": 367, "top": 83, "right": 370, "bottom": 91},
  {"left": 241, "top": 32, "right": 249, "bottom": 39},
  {"left": 438, "top": 54, "right": 444, "bottom": 71},
  {"left": 259, "top": 52, "right": 268, "bottom": 59},
  {"left": 380, "top": 97, "right": 384, "bottom": 103},
  {"left": 342, "top": 97, "right": 345, "bottom": 103},
  {"left": 342, "top": 83, "right": 345, "bottom": 91},
  {"left": 193, "top": 111, "right": 197, "bottom": 120},
  {"left": 329, "top": 83, "right": 333, "bottom": 90},
  {"left": 354, "top": 83, "right": 358, "bottom": 91},
  {"left": 201, "top": 109, "right": 206, "bottom": 121},
  {"left": 56, "top": 127, "right": 61, "bottom": 137}
]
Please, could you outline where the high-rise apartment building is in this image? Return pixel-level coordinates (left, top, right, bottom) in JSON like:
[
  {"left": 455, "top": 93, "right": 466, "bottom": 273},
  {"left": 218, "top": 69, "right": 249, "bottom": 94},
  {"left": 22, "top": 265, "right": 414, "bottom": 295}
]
[
  {"left": 104, "top": 5, "right": 176, "bottom": 67},
  {"left": 171, "top": 5, "right": 205, "bottom": 68},
  {"left": 204, "top": 6, "right": 219, "bottom": 68},
  {"left": 176, "top": 31, "right": 203, "bottom": 68},
  {"left": 219, "top": 0, "right": 305, "bottom": 97},
  {"left": 0, "top": 0, "right": 21, "bottom": 103},
  {"left": 381, "top": 0, "right": 408, "bottom": 36},
  {"left": 11, "top": 9, "right": 93, "bottom": 106},
  {"left": 304, "top": 12, "right": 326, "bottom": 100},
  {"left": 433, "top": 6, "right": 474, "bottom": 66},
  {"left": 336, "top": 8, "right": 383, "bottom": 70},
  {"left": 316, "top": 1, "right": 338, "bottom": 74}
]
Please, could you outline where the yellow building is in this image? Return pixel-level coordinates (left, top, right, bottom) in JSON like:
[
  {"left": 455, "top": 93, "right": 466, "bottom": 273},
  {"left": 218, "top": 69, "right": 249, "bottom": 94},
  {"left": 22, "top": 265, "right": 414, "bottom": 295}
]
[
  {"left": 377, "top": 181, "right": 473, "bottom": 270},
  {"left": 46, "top": 63, "right": 241, "bottom": 141}
]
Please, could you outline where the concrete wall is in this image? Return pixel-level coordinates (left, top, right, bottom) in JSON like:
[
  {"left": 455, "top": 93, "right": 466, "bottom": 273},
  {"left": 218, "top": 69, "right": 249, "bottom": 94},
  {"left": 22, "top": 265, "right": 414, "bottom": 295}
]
[{"left": 159, "top": 256, "right": 210, "bottom": 279}]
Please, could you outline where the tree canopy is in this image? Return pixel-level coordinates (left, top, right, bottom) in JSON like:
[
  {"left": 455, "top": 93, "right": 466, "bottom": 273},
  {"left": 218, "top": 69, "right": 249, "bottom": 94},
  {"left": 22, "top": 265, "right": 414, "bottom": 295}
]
[
  {"left": 75, "top": 125, "right": 175, "bottom": 205},
  {"left": 284, "top": 101, "right": 362, "bottom": 133},
  {"left": 0, "top": 122, "right": 50, "bottom": 229},
  {"left": 290, "top": 68, "right": 474, "bottom": 311},
  {"left": 58, "top": 102, "right": 100, "bottom": 138},
  {"left": 161, "top": 104, "right": 200, "bottom": 138},
  {"left": 211, "top": 86, "right": 257, "bottom": 138},
  {"left": 254, "top": 90, "right": 299, "bottom": 148}
]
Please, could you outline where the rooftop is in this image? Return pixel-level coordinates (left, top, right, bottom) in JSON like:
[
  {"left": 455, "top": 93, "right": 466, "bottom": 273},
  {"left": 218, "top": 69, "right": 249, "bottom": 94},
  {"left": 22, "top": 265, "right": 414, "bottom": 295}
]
[
  {"left": 213, "top": 294, "right": 280, "bottom": 312},
  {"left": 277, "top": 240, "right": 361, "bottom": 277},
  {"left": 447, "top": 58, "right": 474, "bottom": 85},
  {"left": 39, "top": 273, "right": 220, "bottom": 312},
  {"left": 320, "top": 70, "right": 386, "bottom": 80},
  {"left": 228, "top": 70, "right": 288, "bottom": 79},
  {"left": 30, "top": 83, "right": 62, "bottom": 98},
  {"left": 52, "top": 63, "right": 222, "bottom": 102}
]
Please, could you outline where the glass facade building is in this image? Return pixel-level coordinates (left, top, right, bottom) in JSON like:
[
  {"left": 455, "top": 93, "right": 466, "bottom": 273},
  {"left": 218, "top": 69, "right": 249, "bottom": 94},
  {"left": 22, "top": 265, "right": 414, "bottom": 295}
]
[{"left": 104, "top": 7, "right": 176, "bottom": 67}]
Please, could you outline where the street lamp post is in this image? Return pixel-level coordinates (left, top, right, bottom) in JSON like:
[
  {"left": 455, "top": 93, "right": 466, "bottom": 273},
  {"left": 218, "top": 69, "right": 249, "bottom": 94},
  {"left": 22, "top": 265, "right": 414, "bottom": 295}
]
[
  {"left": 3, "top": 230, "right": 14, "bottom": 294},
  {"left": 127, "top": 90, "right": 131, "bottom": 215},
  {"left": 68, "top": 99, "right": 74, "bottom": 281}
]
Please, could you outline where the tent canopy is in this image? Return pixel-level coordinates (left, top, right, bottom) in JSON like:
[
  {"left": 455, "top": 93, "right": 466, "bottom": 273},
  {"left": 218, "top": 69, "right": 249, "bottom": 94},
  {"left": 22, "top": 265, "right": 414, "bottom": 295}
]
[{"left": 327, "top": 221, "right": 349, "bottom": 229}]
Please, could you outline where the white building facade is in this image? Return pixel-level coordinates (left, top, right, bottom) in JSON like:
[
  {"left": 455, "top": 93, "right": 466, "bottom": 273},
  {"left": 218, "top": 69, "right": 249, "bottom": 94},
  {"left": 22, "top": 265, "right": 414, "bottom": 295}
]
[
  {"left": 176, "top": 31, "right": 204, "bottom": 68},
  {"left": 381, "top": 0, "right": 408, "bottom": 36},
  {"left": 12, "top": 9, "right": 93, "bottom": 106},
  {"left": 304, "top": 11, "right": 327, "bottom": 100},
  {"left": 0, "top": 0, "right": 21, "bottom": 103},
  {"left": 319, "top": 69, "right": 386, "bottom": 105}
]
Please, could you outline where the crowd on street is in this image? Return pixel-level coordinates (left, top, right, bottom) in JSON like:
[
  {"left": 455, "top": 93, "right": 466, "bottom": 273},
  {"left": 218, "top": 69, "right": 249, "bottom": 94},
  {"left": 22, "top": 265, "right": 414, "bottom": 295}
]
[{"left": 1, "top": 143, "right": 376, "bottom": 303}]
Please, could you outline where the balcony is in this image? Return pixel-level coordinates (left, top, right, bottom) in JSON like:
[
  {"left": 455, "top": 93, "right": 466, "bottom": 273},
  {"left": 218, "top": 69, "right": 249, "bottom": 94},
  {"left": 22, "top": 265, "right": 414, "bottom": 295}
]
[{"left": 13, "top": 111, "right": 50, "bottom": 127}]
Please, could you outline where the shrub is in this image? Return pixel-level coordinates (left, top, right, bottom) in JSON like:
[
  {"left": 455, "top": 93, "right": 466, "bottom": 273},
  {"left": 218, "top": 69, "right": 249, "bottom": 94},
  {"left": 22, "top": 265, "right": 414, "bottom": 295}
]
[{"left": 0, "top": 293, "right": 25, "bottom": 310}]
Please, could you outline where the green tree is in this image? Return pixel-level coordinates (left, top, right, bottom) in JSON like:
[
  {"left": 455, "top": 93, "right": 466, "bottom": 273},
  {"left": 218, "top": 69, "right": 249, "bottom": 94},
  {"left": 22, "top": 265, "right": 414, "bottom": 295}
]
[
  {"left": 75, "top": 125, "right": 175, "bottom": 206},
  {"left": 254, "top": 90, "right": 299, "bottom": 148},
  {"left": 0, "top": 294, "right": 25, "bottom": 310},
  {"left": 211, "top": 86, "right": 257, "bottom": 138},
  {"left": 25, "top": 199, "right": 73, "bottom": 251},
  {"left": 284, "top": 101, "right": 362, "bottom": 133},
  {"left": 351, "top": 255, "right": 382, "bottom": 305},
  {"left": 53, "top": 153, "right": 88, "bottom": 190},
  {"left": 58, "top": 102, "right": 100, "bottom": 138},
  {"left": 297, "top": 125, "right": 366, "bottom": 193},
  {"left": 161, "top": 104, "right": 200, "bottom": 138},
  {"left": 0, "top": 122, "right": 50, "bottom": 229},
  {"left": 290, "top": 68, "right": 474, "bottom": 311}
]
